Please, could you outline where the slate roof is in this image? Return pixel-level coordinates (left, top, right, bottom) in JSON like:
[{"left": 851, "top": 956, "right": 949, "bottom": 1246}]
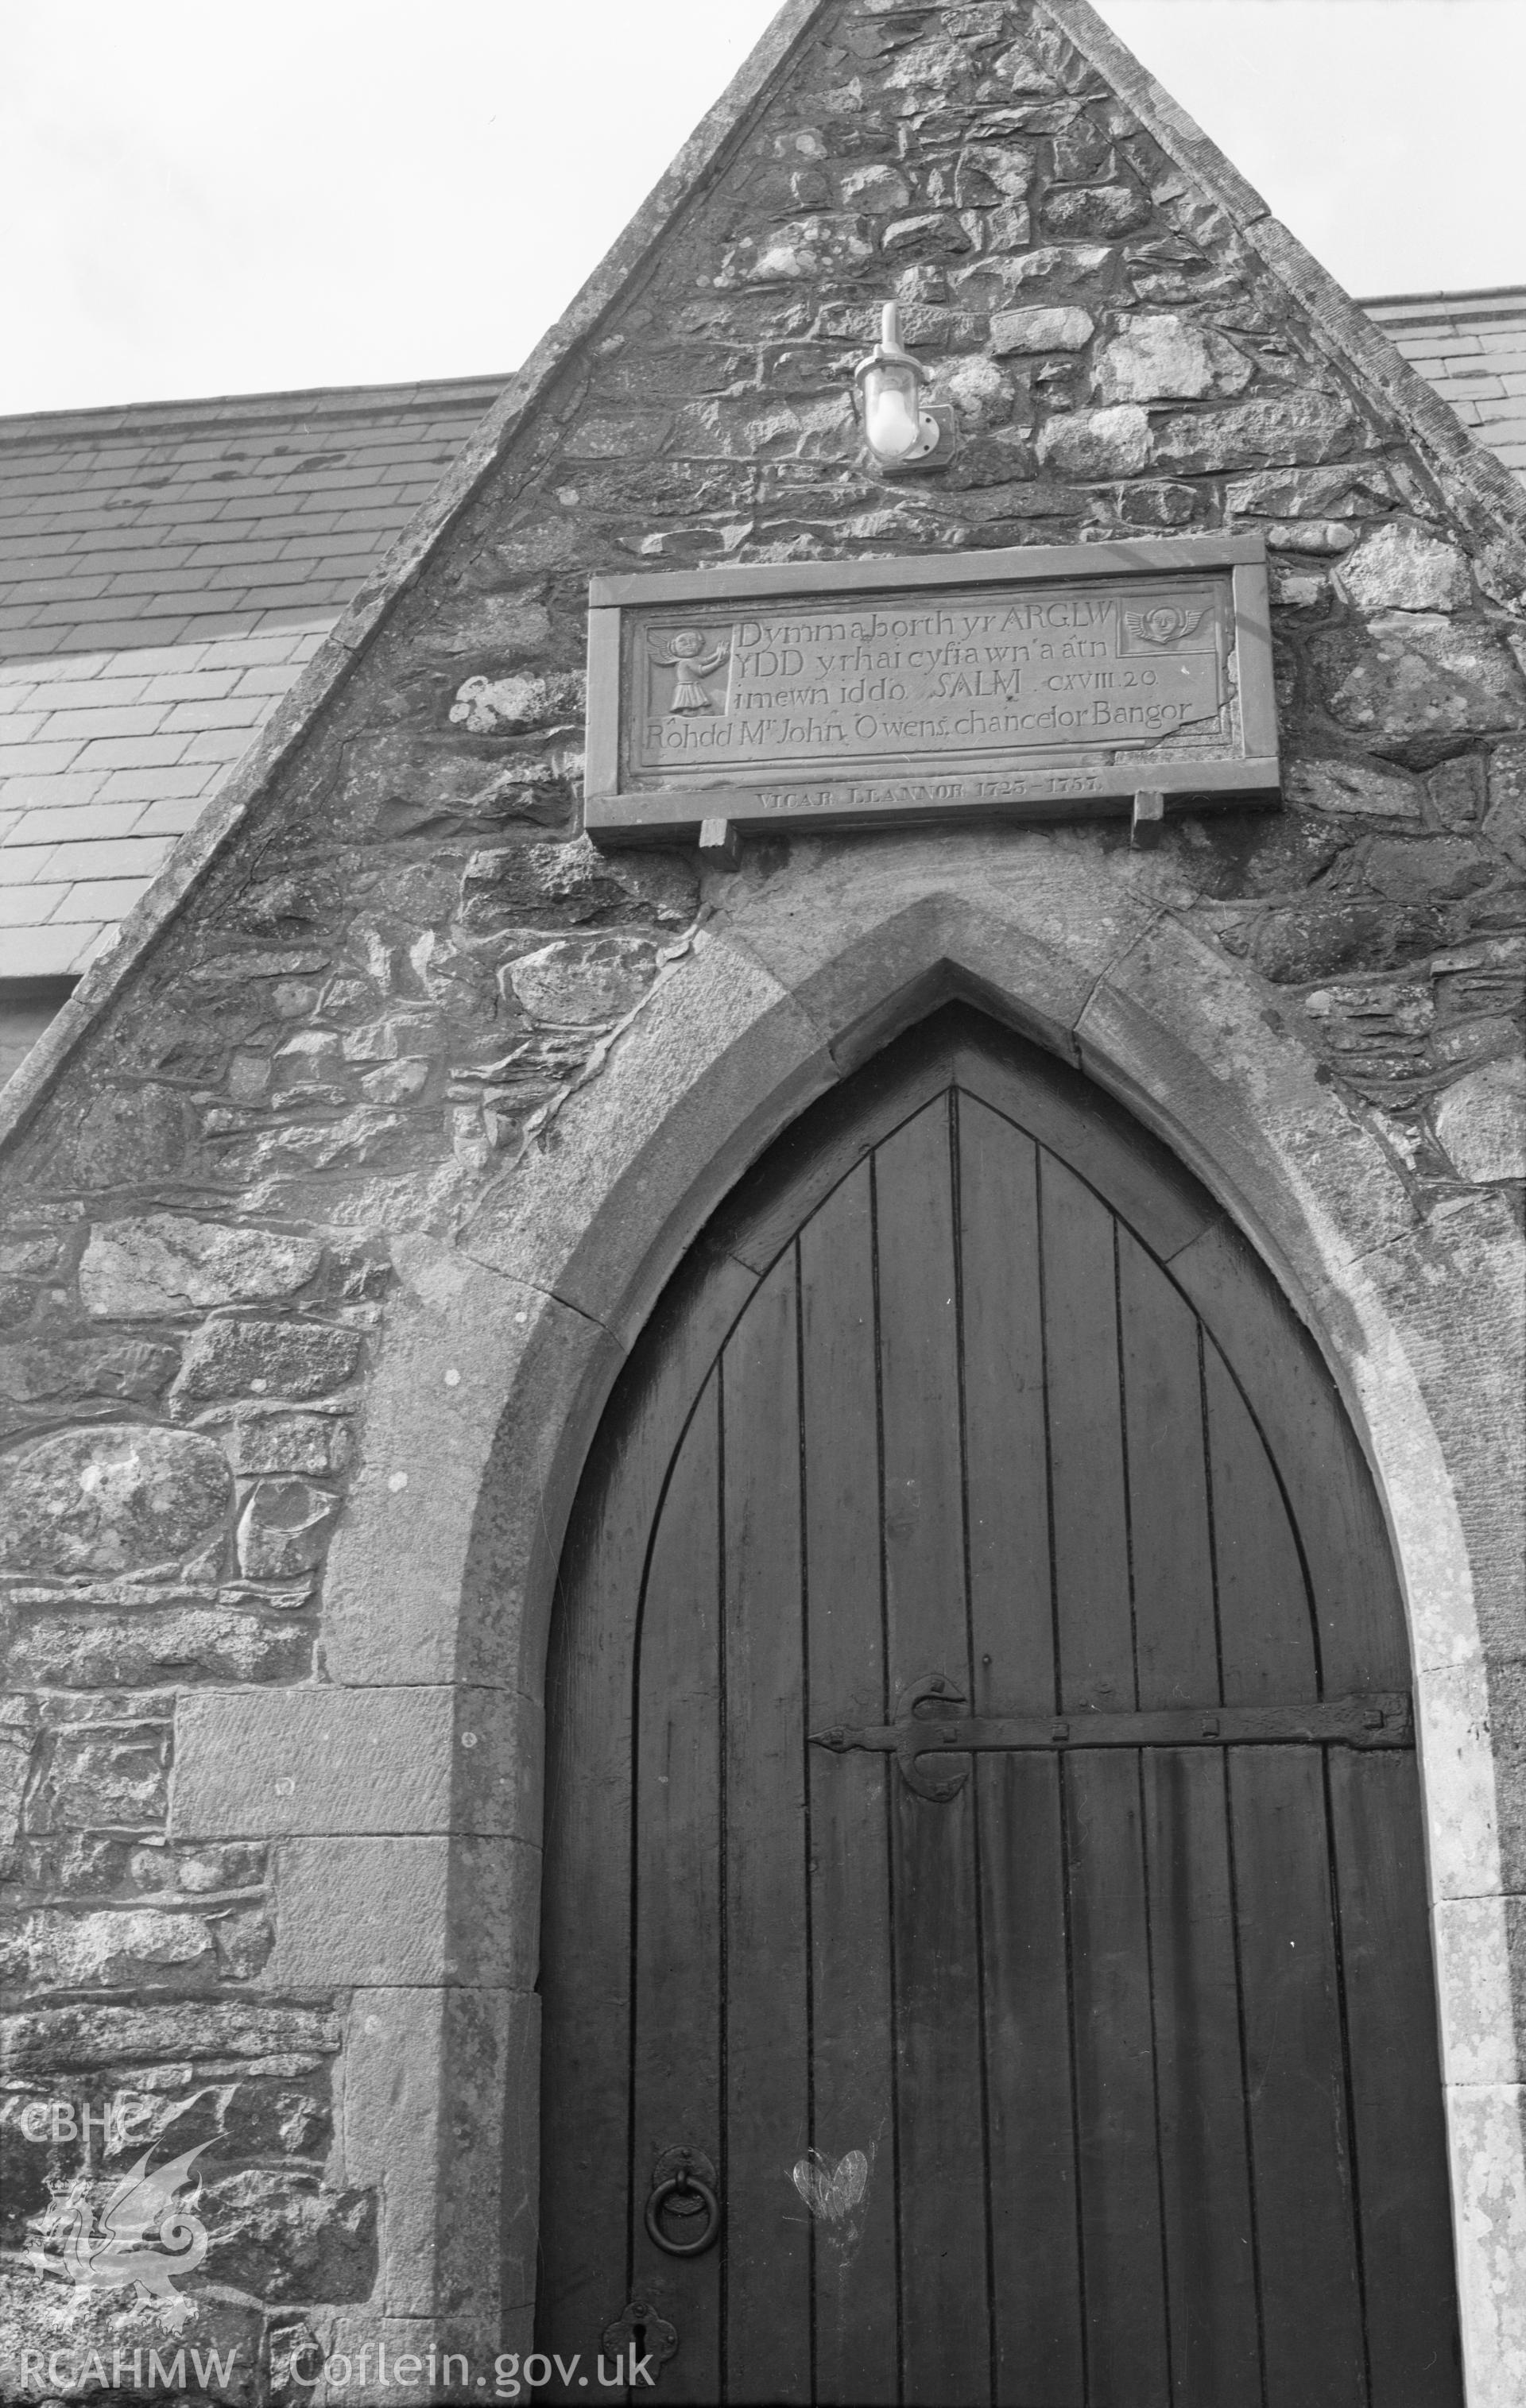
[
  {"left": 1, "top": 291, "right": 1523, "bottom": 1009},
  {"left": 0, "top": 375, "right": 503, "bottom": 984},
  {"left": 1363, "top": 286, "right": 1526, "bottom": 484}
]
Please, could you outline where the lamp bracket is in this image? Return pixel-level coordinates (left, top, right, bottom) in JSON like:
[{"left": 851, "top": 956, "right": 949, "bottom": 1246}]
[{"left": 868, "top": 401, "right": 958, "bottom": 475}]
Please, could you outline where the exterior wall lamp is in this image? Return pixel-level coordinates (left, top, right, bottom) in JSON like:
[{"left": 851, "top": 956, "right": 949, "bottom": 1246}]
[{"left": 854, "top": 303, "right": 956, "bottom": 472}]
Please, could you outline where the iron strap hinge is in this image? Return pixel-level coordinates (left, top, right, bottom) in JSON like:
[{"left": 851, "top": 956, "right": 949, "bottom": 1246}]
[{"left": 810, "top": 1674, "right": 1415, "bottom": 1802}]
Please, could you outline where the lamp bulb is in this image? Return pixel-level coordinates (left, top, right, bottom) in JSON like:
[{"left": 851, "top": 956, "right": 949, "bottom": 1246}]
[{"left": 864, "top": 374, "right": 924, "bottom": 461}]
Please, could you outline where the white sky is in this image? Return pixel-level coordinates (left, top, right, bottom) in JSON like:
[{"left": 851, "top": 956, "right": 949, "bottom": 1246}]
[{"left": 2, "top": 1, "right": 1522, "bottom": 418}]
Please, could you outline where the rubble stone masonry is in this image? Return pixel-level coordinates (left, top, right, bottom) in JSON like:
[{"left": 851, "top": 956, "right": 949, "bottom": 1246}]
[{"left": 2, "top": 2, "right": 1524, "bottom": 2400}]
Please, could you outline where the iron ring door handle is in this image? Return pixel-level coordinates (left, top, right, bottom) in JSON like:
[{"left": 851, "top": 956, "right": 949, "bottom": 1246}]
[{"left": 645, "top": 2171, "right": 722, "bottom": 2256}]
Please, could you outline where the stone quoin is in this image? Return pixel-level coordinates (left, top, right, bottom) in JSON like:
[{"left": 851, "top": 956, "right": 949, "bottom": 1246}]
[{"left": 2, "top": 3, "right": 1525, "bottom": 2404}]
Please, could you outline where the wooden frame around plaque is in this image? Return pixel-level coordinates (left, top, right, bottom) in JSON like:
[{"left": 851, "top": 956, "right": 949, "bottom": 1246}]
[{"left": 584, "top": 533, "right": 1277, "bottom": 842}]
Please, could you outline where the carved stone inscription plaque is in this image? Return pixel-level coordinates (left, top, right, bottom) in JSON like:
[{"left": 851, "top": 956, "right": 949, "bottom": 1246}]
[{"left": 585, "top": 535, "right": 1276, "bottom": 841}]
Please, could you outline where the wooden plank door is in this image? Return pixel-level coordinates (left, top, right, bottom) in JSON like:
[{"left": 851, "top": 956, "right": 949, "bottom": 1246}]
[{"left": 536, "top": 1007, "right": 1461, "bottom": 2407}]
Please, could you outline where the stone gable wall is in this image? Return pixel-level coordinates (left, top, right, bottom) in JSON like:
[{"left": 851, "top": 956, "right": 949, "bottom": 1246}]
[{"left": 2, "top": 2, "right": 1525, "bottom": 2398}]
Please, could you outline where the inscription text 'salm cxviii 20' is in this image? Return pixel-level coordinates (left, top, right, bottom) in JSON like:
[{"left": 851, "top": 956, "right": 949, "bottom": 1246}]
[{"left": 584, "top": 534, "right": 1276, "bottom": 842}]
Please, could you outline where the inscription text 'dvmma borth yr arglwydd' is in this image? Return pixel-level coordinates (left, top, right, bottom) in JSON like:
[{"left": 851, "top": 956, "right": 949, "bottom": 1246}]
[{"left": 630, "top": 584, "right": 1230, "bottom": 793}]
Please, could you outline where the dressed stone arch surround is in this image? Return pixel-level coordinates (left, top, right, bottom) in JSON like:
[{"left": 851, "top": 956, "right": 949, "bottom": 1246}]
[{"left": 168, "top": 832, "right": 1526, "bottom": 2403}]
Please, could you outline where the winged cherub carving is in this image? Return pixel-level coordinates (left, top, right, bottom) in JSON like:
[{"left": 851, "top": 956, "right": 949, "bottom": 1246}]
[{"left": 1125, "top": 603, "right": 1211, "bottom": 647}]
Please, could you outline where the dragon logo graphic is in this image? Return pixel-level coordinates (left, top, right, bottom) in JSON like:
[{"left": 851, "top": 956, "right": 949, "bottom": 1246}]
[{"left": 33, "top": 2144, "right": 210, "bottom": 2330}]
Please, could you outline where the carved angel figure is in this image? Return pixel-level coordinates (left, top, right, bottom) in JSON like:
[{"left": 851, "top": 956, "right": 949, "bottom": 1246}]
[
  {"left": 1125, "top": 604, "right": 1210, "bottom": 647},
  {"left": 651, "top": 628, "right": 729, "bottom": 712},
  {"left": 35, "top": 2145, "right": 209, "bottom": 2330}
]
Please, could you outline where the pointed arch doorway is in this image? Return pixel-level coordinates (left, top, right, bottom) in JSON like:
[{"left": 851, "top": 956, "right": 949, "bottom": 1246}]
[{"left": 536, "top": 1005, "right": 1460, "bottom": 2407}]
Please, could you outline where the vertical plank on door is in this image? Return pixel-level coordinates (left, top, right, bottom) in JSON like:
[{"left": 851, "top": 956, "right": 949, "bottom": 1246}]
[
  {"left": 1040, "top": 1156, "right": 1133, "bottom": 1713},
  {"left": 980, "top": 1754, "right": 1084, "bottom": 2406},
  {"left": 1118, "top": 1229, "right": 1218, "bottom": 1710},
  {"left": 956, "top": 1097, "right": 1055, "bottom": 1713},
  {"left": 1066, "top": 1750, "right": 1172, "bottom": 2408},
  {"left": 958, "top": 1093, "right": 1083, "bottom": 2404},
  {"left": 628, "top": 1377, "right": 724, "bottom": 2403},
  {"left": 1329, "top": 1750, "right": 1463, "bottom": 2407},
  {"left": 800, "top": 1166, "right": 899, "bottom": 2407},
  {"left": 722, "top": 1249, "right": 812, "bottom": 2403},
  {"left": 1203, "top": 1345, "right": 1318, "bottom": 1708},
  {"left": 1142, "top": 1748, "right": 1262, "bottom": 2406},
  {"left": 875, "top": 1096, "right": 993, "bottom": 2408},
  {"left": 1230, "top": 1748, "right": 1366, "bottom": 2407}
]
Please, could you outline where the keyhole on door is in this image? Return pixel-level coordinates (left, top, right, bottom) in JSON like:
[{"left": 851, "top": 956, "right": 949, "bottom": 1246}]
[{"left": 601, "top": 2299, "right": 679, "bottom": 2371}]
